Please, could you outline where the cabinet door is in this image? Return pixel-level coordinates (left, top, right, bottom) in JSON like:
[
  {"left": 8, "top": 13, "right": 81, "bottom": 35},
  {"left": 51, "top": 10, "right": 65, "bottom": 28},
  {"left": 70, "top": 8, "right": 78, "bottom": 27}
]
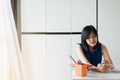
[
  {"left": 21, "top": 0, "right": 46, "bottom": 32},
  {"left": 98, "top": 0, "right": 120, "bottom": 69},
  {"left": 72, "top": 0, "right": 96, "bottom": 32},
  {"left": 21, "top": 35, "right": 46, "bottom": 80},
  {"left": 71, "top": 35, "right": 81, "bottom": 60},
  {"left": 46, "top": 35, "right": 71, "bottom": 80},
  {"left": 47, "top": 0, "right": 71, "bottom": 32}
]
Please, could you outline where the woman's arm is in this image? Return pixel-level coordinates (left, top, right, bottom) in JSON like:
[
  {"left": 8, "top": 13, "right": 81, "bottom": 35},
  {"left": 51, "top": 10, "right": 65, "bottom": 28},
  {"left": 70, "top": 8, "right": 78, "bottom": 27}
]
[
  {"left": 101, "top": 44, "right": 114, "bottom": 69},
  {"left": 76, "top": 44, "right": 90, "bottom": 64},
  {"left": 90, "top": 44, "right": 114, "bottom": 72},
  {"left": 89, "top": 65, "right": 110, "bottom": 73}
]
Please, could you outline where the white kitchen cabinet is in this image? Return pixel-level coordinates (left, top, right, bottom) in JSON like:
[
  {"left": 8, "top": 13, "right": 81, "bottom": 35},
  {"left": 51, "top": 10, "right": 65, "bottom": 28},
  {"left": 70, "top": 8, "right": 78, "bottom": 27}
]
[
  {"left": 72, "top": 0, "right": 96, "bottom": 32},
  {"left": 21, "top": 0, "right": 46, "bottom": 32},
  {"left": 47, "top": 0, "right": 71, "bottom": 32},
  {"left": 46, "top": 35, "right": 71, "bottom": 80},
  {"left": 71, "top": 35, "right": 81, "bottom": 61},
  {"left": 21, "top": 0, "right": 96, "bottom": 32},
  {"left": 21, "top": 35, "right": 46, "bottom": 80}
]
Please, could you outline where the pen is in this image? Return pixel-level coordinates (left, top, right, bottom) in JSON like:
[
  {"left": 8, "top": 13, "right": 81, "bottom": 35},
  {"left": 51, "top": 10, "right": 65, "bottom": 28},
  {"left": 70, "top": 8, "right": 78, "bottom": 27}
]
[
  {"left": 69, "top": 55, "right": 76, "bottom": 63},
  {"left": 78, "top": 59, "right": 83, "bottom": 64}
]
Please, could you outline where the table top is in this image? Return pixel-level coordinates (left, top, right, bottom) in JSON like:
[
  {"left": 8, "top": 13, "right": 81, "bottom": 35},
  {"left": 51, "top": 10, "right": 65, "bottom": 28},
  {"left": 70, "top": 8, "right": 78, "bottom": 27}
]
[{"left": 72, "top": 69, "right": 120, "bottom": 80}]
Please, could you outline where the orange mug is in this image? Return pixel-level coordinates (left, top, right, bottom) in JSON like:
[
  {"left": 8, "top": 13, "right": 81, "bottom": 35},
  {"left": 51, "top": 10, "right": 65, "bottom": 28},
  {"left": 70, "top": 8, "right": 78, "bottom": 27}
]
[{"left": 75, "top": 64, "right": 87, "bottom": 77}]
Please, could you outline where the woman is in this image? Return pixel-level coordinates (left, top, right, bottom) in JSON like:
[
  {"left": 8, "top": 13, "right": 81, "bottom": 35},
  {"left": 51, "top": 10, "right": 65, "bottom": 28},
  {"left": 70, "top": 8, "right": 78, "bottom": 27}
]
[{"left": 77, "top": 25, "right": 114, "bottom": 73}]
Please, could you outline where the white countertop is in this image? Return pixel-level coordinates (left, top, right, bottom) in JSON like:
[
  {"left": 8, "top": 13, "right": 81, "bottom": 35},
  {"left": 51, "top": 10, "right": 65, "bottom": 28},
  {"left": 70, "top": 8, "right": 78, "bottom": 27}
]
[{"left": 72, "top": 69, "right": 120, "bottom": 80}]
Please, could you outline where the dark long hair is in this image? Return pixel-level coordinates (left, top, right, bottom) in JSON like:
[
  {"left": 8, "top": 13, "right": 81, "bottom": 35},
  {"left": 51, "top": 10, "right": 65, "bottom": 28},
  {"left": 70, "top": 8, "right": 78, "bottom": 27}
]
[{"left": 81, "top": 25, "right": 99, "bottom": 51}]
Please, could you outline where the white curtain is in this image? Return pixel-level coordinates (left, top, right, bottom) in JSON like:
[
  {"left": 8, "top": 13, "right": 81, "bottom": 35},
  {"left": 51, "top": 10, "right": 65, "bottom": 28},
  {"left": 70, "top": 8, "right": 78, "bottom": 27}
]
[{"left": 0, "top": 0, "right": 25, "bottom": 80}]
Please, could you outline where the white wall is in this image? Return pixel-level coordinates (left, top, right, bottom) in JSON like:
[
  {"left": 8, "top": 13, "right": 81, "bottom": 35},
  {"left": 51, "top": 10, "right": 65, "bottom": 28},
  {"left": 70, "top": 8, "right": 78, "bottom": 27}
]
[{"left": 98, "top": 0, "right": 120, "bottom": 69}]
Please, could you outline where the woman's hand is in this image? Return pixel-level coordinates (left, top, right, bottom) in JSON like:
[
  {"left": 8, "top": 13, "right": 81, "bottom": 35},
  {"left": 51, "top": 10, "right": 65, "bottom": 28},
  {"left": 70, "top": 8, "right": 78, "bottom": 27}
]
[
  {"left": 97, "top": 60, "right": 111, "bottom": 72},
  {"left": 89, "top": 60, "right": 112, "bottom": 73},
  {"left": 97, "top": 64, "right": 110, "bottom": 73},
  {"left": 89, "top": 65, "right": 110, "bottom": 73}
]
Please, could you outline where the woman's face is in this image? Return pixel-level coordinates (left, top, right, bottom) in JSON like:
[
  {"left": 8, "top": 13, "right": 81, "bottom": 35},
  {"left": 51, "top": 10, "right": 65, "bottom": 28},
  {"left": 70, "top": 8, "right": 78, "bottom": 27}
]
[{"left": 86, "top": 32, "right": 97, "bottom": 48}]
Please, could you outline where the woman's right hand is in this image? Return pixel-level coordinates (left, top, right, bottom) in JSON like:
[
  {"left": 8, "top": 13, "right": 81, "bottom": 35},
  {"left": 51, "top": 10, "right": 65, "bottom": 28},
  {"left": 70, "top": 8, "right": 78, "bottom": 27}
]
[
  {"left": 89, "top": 61, "right": 111, "bottom": 73},
  {"left": 97, "top": 60, "right": 111, "bottom": 72},
  {"left": 97, "top": 64, "right": 110, "bottom": 73}
]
